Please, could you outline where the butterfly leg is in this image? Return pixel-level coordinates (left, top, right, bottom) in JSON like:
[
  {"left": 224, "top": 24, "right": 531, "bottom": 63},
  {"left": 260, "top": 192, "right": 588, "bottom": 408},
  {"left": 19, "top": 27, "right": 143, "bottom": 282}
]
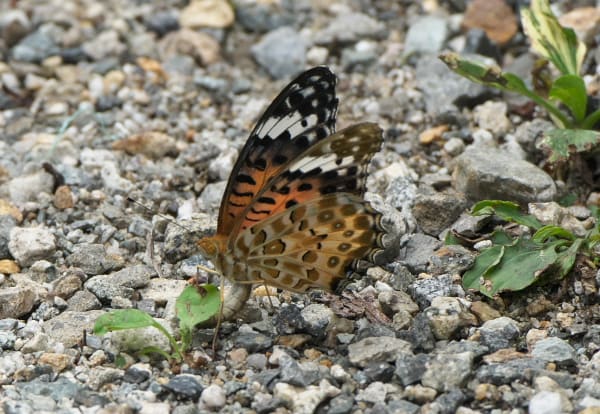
[
  {"left": 211, "top": 276, "right": 226, "bottom": 356},
  {"left": 262, "top": 283, "right": 275, "bottom": 310}
]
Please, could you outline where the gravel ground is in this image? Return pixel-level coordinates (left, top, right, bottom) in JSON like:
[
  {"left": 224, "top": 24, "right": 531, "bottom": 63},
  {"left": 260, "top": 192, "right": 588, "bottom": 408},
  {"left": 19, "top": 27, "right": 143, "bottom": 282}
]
[{"left": 1, "top": 0, "right": 600, "bottom": 413}]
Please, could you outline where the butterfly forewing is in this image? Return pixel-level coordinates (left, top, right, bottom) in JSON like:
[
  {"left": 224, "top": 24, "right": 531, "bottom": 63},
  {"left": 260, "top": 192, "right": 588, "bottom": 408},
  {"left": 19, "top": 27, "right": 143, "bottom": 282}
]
[
  {"left": 230, "top": 193, "right": 386, "bottom": 292},
  {"left": 217, "top": 67, "right": 338, "bottom": 236},
  {"left": 231, "top": 122, "right": 383, "bottom": 236}
]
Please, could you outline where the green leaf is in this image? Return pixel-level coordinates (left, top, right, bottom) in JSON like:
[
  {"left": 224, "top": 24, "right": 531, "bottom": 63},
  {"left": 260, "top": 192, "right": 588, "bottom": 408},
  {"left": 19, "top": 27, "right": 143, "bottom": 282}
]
[
  {"left": 553, "top": 238, "right": 583, "bottom": 278},
  {"left": 532, "top": 225, "right": 575, "bottom": 243},
  {"left": 138, "top": 346, "right": 175, "bottom": 361},
  {"left": 439, "top": 52, "right": 570, "bottom": 128},
  {"left": 444, "top": 231, "right": 462, "bottom": 245},
  {"left": 549, "top": 75, "right": 587, "bottom": 124},
  {"left": 539, "top": 129, "right": 600, "bottom": 162},
  {"left": 94, "top": 309, "right": 158, "bottom": 335},
  {"left": 521, "top": 0, "right": 586, "bottom": 76},
  {"left": 176, "top": 284, "right": 221, "bottom": 333},
  {"left": 489, "top": 230, "right": 515, "bottom": 246},
  {"left": 471, "top": 200, "right": 543, "bottom": 230},
  {"left": 467, "top": 237, "right": 561, "bottom": 297},
  {"left": 463, "top": 244, "right": 505, "bottom": 291},
  {"left": 439, "top": 53, "right": 529, "bottom": 94}
]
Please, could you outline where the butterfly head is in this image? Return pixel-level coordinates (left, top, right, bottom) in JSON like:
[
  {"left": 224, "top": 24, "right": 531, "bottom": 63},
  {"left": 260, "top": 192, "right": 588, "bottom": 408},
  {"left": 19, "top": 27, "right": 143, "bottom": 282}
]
[{"left": 197, "top": 236, "right": 220, "bottom": 261}]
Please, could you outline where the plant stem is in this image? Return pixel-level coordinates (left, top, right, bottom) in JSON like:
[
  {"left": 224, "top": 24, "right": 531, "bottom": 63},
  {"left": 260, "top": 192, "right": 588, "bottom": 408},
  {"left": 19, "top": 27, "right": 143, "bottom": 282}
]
[{"left": 582, "top": 108, "right": 600, "bottom": 129}]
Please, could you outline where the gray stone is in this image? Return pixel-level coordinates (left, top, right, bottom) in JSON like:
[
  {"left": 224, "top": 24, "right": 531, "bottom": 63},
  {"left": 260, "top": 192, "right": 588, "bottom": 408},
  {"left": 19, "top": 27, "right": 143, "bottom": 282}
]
[
  {"left": 0, "top": 331, "right": 16, "bottom": 349},
  {"left": 410, "top": 273, "right": 465, "bottom": 308},
  {"left": 251, "top": 26, "right": 307, "bottom": 79},
  {"left": 424, "top": 296, "right": 477, "bottom": 340},
  {"left": 233, "top": 331, "right": 273, "bottom": 353},
  {"left": 14, "top": 376, "right": 83, "bottom": 401},
  {"left": 0, "top": 215, "right": 17, "bottom": 259},
  {"left": 300, "top": 304, "right": 334, "bottom": 338},
  {"left": 273, "top": 379, "right": 340, "bottom": 414},
  {"left": 7, "top": 171, "right": 54, "bottom": 204},
  {"left": 340, "top": 40, "right": 378, "bottom": 70},
  {"left": 66, "top": 243, "right": 124, "bottom": 275},
  {"left": 395, "top": 353, "right": 429, "bottom": 386},
  {"left": 404, "top": 15, "right": 449, "bottom": 55},
  {"left": 450, "top": 212, "right": 492, "bottom": 239},
  {"left": 315, "top": 12, "right": 386, "bottom": 45},
  {"left": 427, "top": 244, "right": 476, "bottom": 275},
  {"left": 8, "top": 226, "right": 56, "bottom": 267},
  {"left": 514, "top": 118, "right": 553, "bottom": 156},
  {"left": 476, "top": 358, "right": 546, "bottom": 385},
  {"left": 66, "top": 290, "right": 102, "bottom": 312},
  {"left": 11, "top": 25, "right": 59, "bottom": 62},
  {"left": 81, "top": 30, "right": 126, "bottom": 61},
  {"left": 84, "top": 265, "right": 154, "bottom": 302},
  {"left": 531, "top": 337, "right": 577, "bottom": 366},
  {"left": 233, "top": 0, "right": 294, "bottom": 32},
  {"left": 164, "top": 374, "right": 204, "bottom": 399},
  {"left": 326, "top": 393, "right": 354, "bottom": 414},
  {"left": 412, "top": 191, "right": 468, "bottom": 236},
  {"left": 479, "top": 317, "right": 520, "bottom": 351},
  {"left": 200, "top": 384, "right": 226, "bottom": 410},
  {"left": 279, "top": 353, "right": 321, "bottom": 387},
  {"left": 416, "top": 54, "right": 492, "bottom": 116},
  {"left": 0, "top": 286, "right": 35, "bottom": 319},
  {"left": 348, "top": 336, "right": 412, "bottom": 367},
  {"left": 43, "top": 310, "right": 105, "bottom": 348},
  {"left": 399, "top": 233, "right": 442, "bottom": 274},
  {"left": 453, "top": 147, "right": 556, "bottom": 203},
  {"left": 378, "top": 290, "right": 419, "bottom": 318},
  {"left": 422, "top": 352, "right": 474, "bottom": 391}
]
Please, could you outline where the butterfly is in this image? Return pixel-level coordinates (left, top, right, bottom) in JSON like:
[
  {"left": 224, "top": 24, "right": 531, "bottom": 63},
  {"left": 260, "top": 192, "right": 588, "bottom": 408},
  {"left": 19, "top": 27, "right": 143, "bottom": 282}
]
[{"left": 197, "top": 66, "right": 387, "bottom": 321}]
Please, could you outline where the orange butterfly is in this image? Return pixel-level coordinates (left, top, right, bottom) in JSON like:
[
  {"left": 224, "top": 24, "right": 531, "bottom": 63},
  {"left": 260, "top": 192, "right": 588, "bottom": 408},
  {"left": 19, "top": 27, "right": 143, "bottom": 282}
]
[{"left": 197, "top": 67, "right": 387, "bottom": 322}]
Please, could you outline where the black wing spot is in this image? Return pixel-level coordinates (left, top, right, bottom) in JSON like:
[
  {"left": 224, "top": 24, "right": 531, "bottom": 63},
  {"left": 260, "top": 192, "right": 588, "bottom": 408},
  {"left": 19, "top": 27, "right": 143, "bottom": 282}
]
[
  {"left": 285, "top": 199, "right": 298, "bottom": 208},
  {"left": 305, "top": 167, "right": 322, "bottom": 177},
  {"left": 276, "top": 129, "right": 292, "bottom": 141},
  {"left": 273, "top": 154, "right": 288, "bottom": 165},
  {"left": 298, "top": 183, "right": 313, "bottom": 192},
  {"left": 294, "top": 135, "right": 310, "bottom": 150},
  {"left": 257, "top": 196, "right": 276, "bottom": 205},
  {"left": 316, "top": 126, "right": 328, "bottom": 139},
  {"left": 272, "top": 185, "right": 290, "bottom": 195},
  {"left": 232, "top": 190, "right": 254, "bottom": 198},
  {"left": 348, "top": 166, "right": 358, "bottom": 175},
  {"left": 236, "top": 174, "right": 256, "bottom": 185},
  {"left": 252, "top": 158, "right": 267, "bottom": 171},
  {"left": 324, "top": 170, "right": 338, "bottom": 180}
]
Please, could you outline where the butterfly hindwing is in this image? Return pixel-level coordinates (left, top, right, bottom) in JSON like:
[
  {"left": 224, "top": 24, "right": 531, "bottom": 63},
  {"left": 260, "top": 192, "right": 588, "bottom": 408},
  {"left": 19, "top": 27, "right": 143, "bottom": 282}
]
[
  {"left": 231, "top": 193, "right": 387, "bottom": 292},
  {"left": 232, "top": 123, "right": 383, "bottom": 235},
  {"left": 217, "top": 67, "right": 338, "bottom": 236}
]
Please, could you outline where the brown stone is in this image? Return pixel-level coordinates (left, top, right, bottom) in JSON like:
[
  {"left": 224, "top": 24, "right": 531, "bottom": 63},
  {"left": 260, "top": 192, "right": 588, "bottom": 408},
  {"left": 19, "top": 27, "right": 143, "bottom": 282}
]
[
  {"left": 54, "top": 185, "right": 74, "bottom": 209},
  {"left": 38, "top": 352, "right": 72, "bottom": 372},
  {"left": 462, "top": 0, "right": 518, "bottom": 45},
  {"left": 112, "top": 131, "right": 178, "bottom": 159},
  {"left": 0, "top": 199, "right": 23, "bottom": 222},
  {"left": 0, "top": 259, "right": 20, "bottom": 274}
]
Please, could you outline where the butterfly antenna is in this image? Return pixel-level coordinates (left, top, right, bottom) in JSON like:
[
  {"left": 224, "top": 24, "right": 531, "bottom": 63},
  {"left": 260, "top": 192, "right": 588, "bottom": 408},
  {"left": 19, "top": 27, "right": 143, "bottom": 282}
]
[{"left": 126, "top": 196, "right": 191, "bottom": 233}]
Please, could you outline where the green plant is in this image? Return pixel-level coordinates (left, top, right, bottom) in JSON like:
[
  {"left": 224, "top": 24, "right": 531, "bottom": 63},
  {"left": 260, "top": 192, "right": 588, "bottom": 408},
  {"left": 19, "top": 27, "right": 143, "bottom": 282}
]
[
  {"left": 93, "top": 284, "right": 221, "bottom": 362},
  {"left": 455, "top": 200, "right": 599, "bottom": 298},
  {"left": 439, "top": 0, "right": 600, "bottom": 163}
]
